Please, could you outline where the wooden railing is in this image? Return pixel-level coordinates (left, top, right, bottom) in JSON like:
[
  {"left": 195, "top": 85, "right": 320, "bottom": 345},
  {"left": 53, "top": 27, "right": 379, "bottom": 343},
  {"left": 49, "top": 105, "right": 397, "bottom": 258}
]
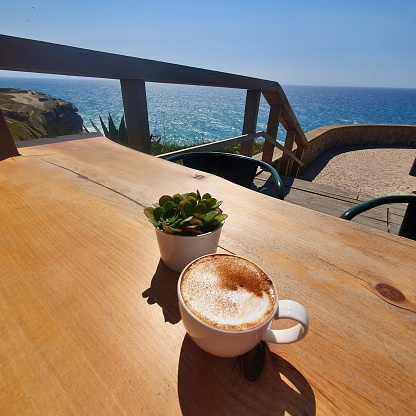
[{"left": 0, "top": 35, "right": 308, "bottom": 177}]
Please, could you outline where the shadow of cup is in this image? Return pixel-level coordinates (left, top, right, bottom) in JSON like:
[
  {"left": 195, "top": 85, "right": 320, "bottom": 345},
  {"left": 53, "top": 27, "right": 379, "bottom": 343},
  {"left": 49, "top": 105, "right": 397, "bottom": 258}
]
[{"left": 178, "top": 335, "right": 316, "bottom": 416}]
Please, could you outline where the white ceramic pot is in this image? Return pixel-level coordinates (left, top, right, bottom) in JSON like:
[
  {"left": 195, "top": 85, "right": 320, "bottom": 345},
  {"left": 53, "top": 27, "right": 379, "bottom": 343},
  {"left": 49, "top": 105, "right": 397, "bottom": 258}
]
[{"left": 155, "top": 224, "right": 223, "bottom": 272}]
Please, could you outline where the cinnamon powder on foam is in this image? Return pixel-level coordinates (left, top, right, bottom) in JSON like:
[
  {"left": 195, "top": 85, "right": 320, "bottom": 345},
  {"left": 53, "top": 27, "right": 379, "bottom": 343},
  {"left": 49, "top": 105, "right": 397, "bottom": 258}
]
[{"left": 181, "top": 255, "right": 276, "bottom": 331}]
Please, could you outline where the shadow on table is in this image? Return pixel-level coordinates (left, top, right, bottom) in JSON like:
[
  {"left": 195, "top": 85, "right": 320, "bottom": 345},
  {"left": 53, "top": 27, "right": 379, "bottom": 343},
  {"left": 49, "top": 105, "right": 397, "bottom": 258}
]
[
  {"left": 178, "top": 335, "right": 316, "bottom": 416},
  {"left": 142, "top": 260, "right": 181, "bottom": 324}
]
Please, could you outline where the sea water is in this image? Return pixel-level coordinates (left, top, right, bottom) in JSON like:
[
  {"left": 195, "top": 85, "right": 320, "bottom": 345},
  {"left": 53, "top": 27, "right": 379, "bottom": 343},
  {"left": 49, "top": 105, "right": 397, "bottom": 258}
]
[{"left": 0, "top": 76, "right": 415, "bottom": 145}]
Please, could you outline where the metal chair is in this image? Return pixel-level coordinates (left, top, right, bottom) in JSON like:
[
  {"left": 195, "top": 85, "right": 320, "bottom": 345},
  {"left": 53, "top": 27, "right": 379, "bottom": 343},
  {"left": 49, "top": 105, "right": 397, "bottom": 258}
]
[
  {"left": 340, "top": 195, "right": 416, "bottom": 240},
  {"left": 165, "top": 152, "right": 285, "bottom": 200}
]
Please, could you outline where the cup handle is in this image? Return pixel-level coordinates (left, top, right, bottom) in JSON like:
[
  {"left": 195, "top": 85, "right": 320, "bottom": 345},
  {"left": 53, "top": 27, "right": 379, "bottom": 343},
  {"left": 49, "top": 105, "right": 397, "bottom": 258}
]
[{"left": 263, "top": 300, "right": 309, "bottom": 344}]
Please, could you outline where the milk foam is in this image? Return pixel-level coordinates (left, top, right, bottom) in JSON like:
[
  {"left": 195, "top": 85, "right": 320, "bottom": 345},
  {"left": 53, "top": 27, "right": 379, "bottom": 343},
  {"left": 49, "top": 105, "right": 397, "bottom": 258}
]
[{"left": 181, "top": 255, "right": 276, "bottom": 331}]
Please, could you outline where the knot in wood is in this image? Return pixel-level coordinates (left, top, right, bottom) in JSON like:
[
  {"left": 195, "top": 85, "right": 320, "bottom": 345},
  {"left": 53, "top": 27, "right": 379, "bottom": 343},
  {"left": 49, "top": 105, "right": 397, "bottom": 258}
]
[
  {"left": 192, "top": 171, "right": 206, "bottom": 179},
  {"left": 375, "top": 283, "right": 405, "bottom": 302}
]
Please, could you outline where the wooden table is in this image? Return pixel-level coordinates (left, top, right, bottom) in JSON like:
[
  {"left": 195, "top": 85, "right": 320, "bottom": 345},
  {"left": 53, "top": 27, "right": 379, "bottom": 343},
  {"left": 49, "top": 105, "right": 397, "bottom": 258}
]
[{"left": 1, "top": 134, "right": 415, "bottom": 415}]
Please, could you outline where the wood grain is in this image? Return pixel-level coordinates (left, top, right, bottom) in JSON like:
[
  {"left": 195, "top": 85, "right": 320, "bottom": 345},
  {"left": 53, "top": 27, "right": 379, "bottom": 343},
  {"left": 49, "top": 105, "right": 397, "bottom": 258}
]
[{"left": 1, "top": 135, "right": 415, "bottom": 415}]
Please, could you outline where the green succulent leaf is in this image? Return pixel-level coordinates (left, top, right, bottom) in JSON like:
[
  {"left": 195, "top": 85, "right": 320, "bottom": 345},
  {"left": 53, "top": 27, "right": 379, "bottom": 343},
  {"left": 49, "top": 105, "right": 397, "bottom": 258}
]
[
  {"left": 179, "top": 200, "right": 194, "bottom": 217},
  {"left": 180, "top": 216, "right": 194, "bottom": 225},
  {"left": 163, "top": 200, "right": 177, "bottom": 217},
  {"left": 190, "top": 218, "right": 204, "bottom": 227},
  {"left": 162, "top": 222, "right": 183, "bottom": 234},
  {"left": 206, "top": 218, "right": 219, "bottom": 226},
  {"left": 200, "top": 199, "right": 213, "bottom": 210},
  {"left": 204, "top": 210, "right": 218, "bottom": 223},
  {"left": 148, "top": 217, "right": 160, "bottom": 227},
  {"left": 193, "top": 212, "right": 205, "bottom": 220},
  {"left": 152, "top": 206, "right": 164, "bottom": 221},
  {"left": 207, "top": 198, "right": 217, "bottom": 207},
  {"left": 184, "top": 195, "right": 198, "bottom": 207},
  {"left": 159, "top": 195, "right": 172, "bottom": 207},
  {"left": 183, "top": 201, "right": 195, "bottom": 217},
  {"left": 215, "top": 214, "right": 228, "bottom": 223},
  {"left": 202, "top": 193, "right": 211, "bottom": 199},
  {"left": 187, "top": 192, "right": 199, "bottom": 201},
  {"left": 195, "top": 203, "right": 208, "bottom": 214},
  {"left": 170, "top": 217, "right": 183, "bottom": 228},
  {"left": 172, "top": 193, "right": 183, "bottom": 204},
  {"left": 144, "top": 207, "right": 154, "bottom": 218}
]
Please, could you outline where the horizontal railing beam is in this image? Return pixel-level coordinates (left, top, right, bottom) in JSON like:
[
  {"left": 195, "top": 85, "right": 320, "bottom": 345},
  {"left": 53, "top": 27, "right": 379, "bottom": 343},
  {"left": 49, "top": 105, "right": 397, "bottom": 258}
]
[
  {"left": 157, "top": 133, "right": 264, "bottom": 159},
  {"left": 158, "top": 131, "right": 303, "bottom": 169},
  {"left": 0, "top": 35, "right": 280, "bottom": 91}
]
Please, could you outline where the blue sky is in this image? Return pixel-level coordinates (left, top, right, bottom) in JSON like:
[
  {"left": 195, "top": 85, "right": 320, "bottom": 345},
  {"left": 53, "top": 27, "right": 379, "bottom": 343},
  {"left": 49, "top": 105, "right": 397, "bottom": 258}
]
[{"left": 1, "top": 0, "right": 416, "bottom": 88}]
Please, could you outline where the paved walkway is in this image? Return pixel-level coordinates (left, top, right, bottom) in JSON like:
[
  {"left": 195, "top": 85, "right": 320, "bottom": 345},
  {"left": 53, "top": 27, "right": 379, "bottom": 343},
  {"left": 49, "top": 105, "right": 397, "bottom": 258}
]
[{"left": 298, "top": 145, "right": 416, "bottom": 198}]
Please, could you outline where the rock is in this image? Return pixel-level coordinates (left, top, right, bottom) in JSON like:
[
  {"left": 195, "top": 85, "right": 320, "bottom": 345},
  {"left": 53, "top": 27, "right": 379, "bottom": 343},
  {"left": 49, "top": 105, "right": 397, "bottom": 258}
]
[{"left": 0, "top": 88, "right": 84, "bottom": 140}]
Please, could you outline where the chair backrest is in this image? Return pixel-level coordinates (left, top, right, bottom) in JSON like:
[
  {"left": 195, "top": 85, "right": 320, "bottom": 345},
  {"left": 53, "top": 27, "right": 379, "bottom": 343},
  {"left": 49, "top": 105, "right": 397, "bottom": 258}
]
[
  {"left": 166, "top": 152, "right": 284, "bottom": 200},
  {"left": 340, "top": 195, "right": 416, "bottom": 240}
]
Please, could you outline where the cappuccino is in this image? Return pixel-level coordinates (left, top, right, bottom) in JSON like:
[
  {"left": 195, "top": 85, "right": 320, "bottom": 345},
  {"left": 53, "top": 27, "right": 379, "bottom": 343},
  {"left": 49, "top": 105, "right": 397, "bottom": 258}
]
[{"left": 180, "top": 254, "right": 276, "bottom": 331}]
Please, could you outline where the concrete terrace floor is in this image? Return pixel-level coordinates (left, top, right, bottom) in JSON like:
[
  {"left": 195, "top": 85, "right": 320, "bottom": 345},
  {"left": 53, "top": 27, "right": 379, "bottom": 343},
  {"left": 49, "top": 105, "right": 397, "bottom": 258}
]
[
  {"left": 297, "top": 145, "right": 416, "bottom": 198},
  {"left": 254, "top": 145, "right": 416, "bottom": 237}
]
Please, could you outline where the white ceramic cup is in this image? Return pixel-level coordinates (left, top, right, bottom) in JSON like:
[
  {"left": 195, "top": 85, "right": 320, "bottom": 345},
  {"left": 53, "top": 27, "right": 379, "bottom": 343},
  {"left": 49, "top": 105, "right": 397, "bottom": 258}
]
[{"left": 177, "top": 254, "right": 309, "bottom": 358}]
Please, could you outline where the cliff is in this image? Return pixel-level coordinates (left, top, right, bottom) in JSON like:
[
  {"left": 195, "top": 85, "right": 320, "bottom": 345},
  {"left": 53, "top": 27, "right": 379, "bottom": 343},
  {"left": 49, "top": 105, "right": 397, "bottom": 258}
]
[{"left": 0, "top": 88, "right": 84, "bottom": 140}]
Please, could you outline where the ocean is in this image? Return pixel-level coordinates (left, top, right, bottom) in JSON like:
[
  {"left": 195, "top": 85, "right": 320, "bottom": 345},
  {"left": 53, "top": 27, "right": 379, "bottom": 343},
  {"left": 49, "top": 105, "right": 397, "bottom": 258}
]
[{"left": 0, "top": 77, "right": 415, "bottom": 145}]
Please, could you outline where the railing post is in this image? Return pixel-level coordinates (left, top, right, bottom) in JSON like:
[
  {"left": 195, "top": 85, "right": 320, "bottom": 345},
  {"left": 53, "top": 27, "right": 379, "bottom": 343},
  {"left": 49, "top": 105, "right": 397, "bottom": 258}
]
[
  {"left": 290, "top": 146, "right": 305, "bottom": 177},
  {"left": 262, "top": 104, "right": 281, "bottom": 165},
  {"left": 240, "top": 89, "right": 261, "bottom": 156},
  {"left": 279, "top": 130, "right": 296, "bottom": 176},
  {"left": 120, "top": 79, "right": 151, "bottom": 154}
]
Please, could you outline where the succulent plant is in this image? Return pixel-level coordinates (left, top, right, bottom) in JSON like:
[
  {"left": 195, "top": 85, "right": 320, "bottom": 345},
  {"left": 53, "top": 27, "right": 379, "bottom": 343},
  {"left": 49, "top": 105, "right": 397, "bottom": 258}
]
[{"left": 144, "top": 190, "right": 227, "bottom": 235}]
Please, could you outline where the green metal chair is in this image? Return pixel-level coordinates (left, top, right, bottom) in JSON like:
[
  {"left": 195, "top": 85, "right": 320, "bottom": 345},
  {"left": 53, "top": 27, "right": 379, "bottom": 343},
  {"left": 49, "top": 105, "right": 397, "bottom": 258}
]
[
  {"left": 165, "top": 152, "right": 285, "bottom": 200},
  {"left": 340, "top": 195, "right": 416, "bottom": 240}
]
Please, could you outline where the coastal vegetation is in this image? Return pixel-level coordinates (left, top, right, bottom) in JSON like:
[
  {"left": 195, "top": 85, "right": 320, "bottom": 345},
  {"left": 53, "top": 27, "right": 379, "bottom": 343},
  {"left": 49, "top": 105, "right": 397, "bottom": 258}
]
[
  {"left": 4, "top": 115, "right": 42, "bottom": 140},
  {"left": 96, "top": 113, "right": 264, "bottom": 156}
]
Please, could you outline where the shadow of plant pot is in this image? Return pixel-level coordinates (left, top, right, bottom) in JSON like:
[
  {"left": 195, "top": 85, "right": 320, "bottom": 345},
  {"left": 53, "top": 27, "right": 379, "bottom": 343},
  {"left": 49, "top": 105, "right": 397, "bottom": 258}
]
[{"left": 155, "top": 223, "right": 223, "bottom": 272}]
